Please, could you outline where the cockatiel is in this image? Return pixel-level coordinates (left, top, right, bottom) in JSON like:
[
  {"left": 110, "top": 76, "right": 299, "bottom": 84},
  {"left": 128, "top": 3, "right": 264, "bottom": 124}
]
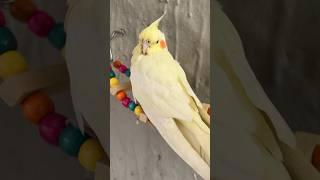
[{"left": 130, "top": 14, "right": 210, "bottom": 180}]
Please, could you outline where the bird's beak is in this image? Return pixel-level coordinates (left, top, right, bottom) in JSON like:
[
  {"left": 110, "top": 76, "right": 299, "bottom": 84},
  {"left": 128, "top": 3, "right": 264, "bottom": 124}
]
[{"left": 142, "top": 40, "right": 149, "bottom": 55}]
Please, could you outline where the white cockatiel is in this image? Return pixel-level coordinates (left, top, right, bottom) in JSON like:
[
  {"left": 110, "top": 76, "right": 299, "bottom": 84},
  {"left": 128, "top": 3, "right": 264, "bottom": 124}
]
[{"left": 130, "top": 14, "right": 210, "bottom": 180}]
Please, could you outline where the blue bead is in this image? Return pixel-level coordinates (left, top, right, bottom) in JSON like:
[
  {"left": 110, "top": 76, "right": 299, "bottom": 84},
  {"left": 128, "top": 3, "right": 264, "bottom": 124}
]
[
  {"left": 48, "top": 23, "right": 66, "bottom": 49},
  {"left": 125, "top": 69, "right": 131, "bottom": 77},
  {"left": 59, "top": 124, "right": 87, "bottom": 156},
  {"left": 128, "top": 101, "right": 136, "bottom": 111},
  {"left": 0, "top": 27, "right": 17, "bottom": 54},
  {"left": 109, "top": 71, "right": 115, "bottom": 78}
]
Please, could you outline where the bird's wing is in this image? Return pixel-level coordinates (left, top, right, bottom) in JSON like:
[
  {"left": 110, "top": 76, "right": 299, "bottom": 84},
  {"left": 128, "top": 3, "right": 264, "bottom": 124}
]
[
  {"left": 174, "top": 61, "right": 211, "bottom": 126},
  {"left": 175, "top": 62, "right": 203, "bottom": 109},
  {"left": 131, "top": 53, "right": 196, "bottom": 122}
]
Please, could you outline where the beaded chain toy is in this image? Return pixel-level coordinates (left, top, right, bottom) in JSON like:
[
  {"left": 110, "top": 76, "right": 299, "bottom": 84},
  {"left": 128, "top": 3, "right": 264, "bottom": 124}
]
[
  {"left": 0, "top": 1, "right": 106, "bottom": 173},
  {"left": 110, "top": 61, "right": 144, "bottom": 119},
  {"left": 109, "top": 29, "right": 149, "bottom": 124},
  {"left": 0, "top": 0, "right": 66, "bottom": 50}
]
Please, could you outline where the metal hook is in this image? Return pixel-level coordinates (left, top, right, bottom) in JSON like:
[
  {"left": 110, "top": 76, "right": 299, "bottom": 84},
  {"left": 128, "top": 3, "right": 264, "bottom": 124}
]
[{"left": 110, "top": 28, "right": 126, "bottom": 62}]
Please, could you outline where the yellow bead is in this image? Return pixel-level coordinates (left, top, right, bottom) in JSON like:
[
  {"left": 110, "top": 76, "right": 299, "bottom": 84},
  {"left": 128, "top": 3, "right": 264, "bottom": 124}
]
[
  {"left": 110, "top": 77, "right": 119, "bottom": 88},
  {"left": 78, "top": 139, "right": 105, "bottom": 172},
  {"left": 0, "top": 51, "right": 27, "bottom": 78},
  {"left": 134, "top": 105, "right": 143, "bottom": 116}
]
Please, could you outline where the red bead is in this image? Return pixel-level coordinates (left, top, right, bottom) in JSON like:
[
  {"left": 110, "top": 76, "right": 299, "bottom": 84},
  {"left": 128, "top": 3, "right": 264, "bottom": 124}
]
[
  {"left": 312, "top": 144, "right": 320, "bottom": 171},
  {"left": 113, "top": 60, "right": 121, "bottom": 68},
  {"left": 119, "top": 64, "right": 128, "bottom": 73},
  {"left": 39, "top": 113, "right": 66, "bottom": 145},
  {"left": 27, "top": 10, "right": 55, "bottom": 37},
  {"left": 0, "top": 10, "right": 5, "bottom": 26},
  {"left": 122, "top": 97, "right": 130, "bottom": 107}
]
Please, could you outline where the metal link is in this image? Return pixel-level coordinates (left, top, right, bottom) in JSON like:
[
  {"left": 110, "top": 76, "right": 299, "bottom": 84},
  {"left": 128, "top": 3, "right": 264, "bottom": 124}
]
[{"left": 110, "top": 28, "right": 126, "bottom": 61}]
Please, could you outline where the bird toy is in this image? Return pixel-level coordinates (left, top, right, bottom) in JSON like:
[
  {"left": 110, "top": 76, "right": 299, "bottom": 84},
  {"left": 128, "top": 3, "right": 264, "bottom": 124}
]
[
  {"left": 0, "top": 3, "right": 106, "bottom": 173},
  {"left": 109, "top": 29, "right": 148, "bottom": 123},
  {"left": 6, "top": 0, "right": 66, "bottom": 50}
]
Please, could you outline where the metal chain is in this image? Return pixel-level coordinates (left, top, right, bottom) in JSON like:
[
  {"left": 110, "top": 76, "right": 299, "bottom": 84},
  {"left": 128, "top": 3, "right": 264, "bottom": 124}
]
[{"left": 110, "top": 28, "right": 126, "bottom": 62}]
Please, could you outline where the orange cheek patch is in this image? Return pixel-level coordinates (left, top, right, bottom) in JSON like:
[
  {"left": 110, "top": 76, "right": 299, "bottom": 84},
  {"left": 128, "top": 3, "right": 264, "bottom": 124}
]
[{"left": 160, "top": 40, "right": 166, "bottom": 49}]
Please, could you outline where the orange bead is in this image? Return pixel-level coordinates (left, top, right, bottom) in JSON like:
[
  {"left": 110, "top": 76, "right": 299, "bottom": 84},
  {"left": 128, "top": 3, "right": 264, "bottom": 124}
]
[
  {"left": 312, "top": 144, "right": 320, "bottom": 171},
  {"left": 21, "top": 91, "right": 54, "bottom": 124},
  {"left": 113, "top": 60, "right": 121, "bottom": 68},
  {"left": 116, "top": 91, "right": 126, "bottom": 101},
  {"left": 10, "top": 0, "right": 37, "bottom": 22}
]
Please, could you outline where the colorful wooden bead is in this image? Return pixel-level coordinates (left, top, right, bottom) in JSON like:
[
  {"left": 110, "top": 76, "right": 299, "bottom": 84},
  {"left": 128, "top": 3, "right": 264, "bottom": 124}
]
[
  {"left": 0, "top": 51, "right": 27, "bottom": 78},
  {"left": 0, "top": 27, "right": 18, "bottom": 55},
  {"left": 48, "top": 23, "right": 66, "bottom": 49},
  {"left": 134, "top": 105, "right": 143, "bottom": 116},
  {"left": 39, "top": 113, "right": 66, "bottom": 145},
  {"left": 0, "top": 10, "right": 5, "bottom": 26},
  {"left": 21, "top": 91, "right": 54, "bottom": 124},
  {"left": 109, "top": 70, "right": 115, "bottom": 78},
  {"left": 312, "top": 144, "right": 320, "bottom": 171},
  {"left": 78, "top": 139, "right": 105, "bottom": 171},
  {"left": 10, "top": 0, "right": 37, "bottom": 22},
  {"left": 116, "top": 91, "right": 126, "bottom": 101},
  {"left": 59, "top": 124, "right": 87, "bottom": 156},
  {"left": 110, "top": 77, "right": 119, "bottom": 87},
  {"left": 112, "top": 60, "right": 121, "bottom": 68},
  {"left": 124, "top": 69, "right": 131, "bottom": 77},
  {"left": 128, "top": 101, "right": 136, "bottom": 111},
  {"left": 122, "top": 97, "right": 130, "bottom": 107},
  {"left": 28, "top": 10, "right": 55, "bottom": 37},
  {"left": 118, "top": 64, "right": 127, "bottom": 73}
]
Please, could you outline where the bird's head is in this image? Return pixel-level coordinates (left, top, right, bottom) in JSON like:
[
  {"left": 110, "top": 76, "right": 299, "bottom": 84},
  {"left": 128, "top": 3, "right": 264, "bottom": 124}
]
[{"left": 137, "top": 14, "right": 167, "bottom": 56}]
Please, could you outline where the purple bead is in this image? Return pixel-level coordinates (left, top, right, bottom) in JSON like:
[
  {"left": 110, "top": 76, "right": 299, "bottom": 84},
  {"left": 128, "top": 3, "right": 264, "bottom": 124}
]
[
  {"left": 122, "top": 97, "right": 130, "bottom": 107},
  {"left": 119, "top": 64, "right": 128, "bottom": 73},
  {"left": 0, "top": 10, "right": 5, "bottom": 27},
  {"left": 39, "top": 113, "right": 67, "bottom": 145},
  {"left": 27, "top": 10, "right": 55, "bottom": 37}
]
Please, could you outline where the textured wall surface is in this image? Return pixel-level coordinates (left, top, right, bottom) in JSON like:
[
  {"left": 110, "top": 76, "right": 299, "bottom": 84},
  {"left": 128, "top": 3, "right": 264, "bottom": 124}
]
[
  {"left": 0, "top": 1, "right": 91, "bottom": 180},
  {"left": 110, "top": 0, "right": 209, "bottom": 179},
  {"left": 218, "top": 0, "right": 320, "bottom": 133}
]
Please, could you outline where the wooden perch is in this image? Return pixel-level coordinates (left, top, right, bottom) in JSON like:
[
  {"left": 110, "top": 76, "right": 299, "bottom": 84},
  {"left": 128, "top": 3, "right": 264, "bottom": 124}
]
[{"left": 0, "top": 63, "right": 69, "bottom": 106}]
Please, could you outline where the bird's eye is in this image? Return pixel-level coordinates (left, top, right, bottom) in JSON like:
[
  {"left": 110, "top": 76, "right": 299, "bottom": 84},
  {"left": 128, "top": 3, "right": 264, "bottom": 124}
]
[
  {"left": 147, "top": 40, "right": 150, "bottom": 44},
  {"left": 156, "top": 40, "right": 159, "bottom": 44}
]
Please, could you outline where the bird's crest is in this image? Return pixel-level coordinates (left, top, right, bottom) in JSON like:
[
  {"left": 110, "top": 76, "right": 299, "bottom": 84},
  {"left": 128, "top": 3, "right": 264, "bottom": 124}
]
[{"left": 143, "top": 7, "right": 167, "bottom": 33}]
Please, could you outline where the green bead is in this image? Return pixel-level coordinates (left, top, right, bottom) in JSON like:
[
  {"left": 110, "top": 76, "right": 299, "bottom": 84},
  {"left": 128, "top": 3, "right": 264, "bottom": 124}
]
[
  {"left": 128, "top": 101, "right": 136, "bottom": 111},
  {"left": 125, "top": 69, "right": 131, "bottom": 77},
  {"left": 48, "top": 23, "right": 66, "bottom": 49},
  {"left": 59, "top": 124, "right": 87, "bottom": 156},
  {"left": 0, "top": 27, "right": 17, "bottom": 54},
  {"left": 109, "top": 71, "right": 115, "bottom": 78}
]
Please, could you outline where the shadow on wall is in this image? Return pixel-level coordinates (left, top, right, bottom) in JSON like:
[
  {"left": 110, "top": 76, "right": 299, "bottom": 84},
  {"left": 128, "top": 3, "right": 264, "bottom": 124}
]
[{"left": 218, "top": 0, "right": 320, "bottom": 133}]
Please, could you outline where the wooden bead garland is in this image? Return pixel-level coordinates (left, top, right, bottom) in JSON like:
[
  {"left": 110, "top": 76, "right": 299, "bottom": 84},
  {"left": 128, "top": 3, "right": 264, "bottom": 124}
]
[{"left": 0, "top": 8, "right": 105, "bottom": 172}]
